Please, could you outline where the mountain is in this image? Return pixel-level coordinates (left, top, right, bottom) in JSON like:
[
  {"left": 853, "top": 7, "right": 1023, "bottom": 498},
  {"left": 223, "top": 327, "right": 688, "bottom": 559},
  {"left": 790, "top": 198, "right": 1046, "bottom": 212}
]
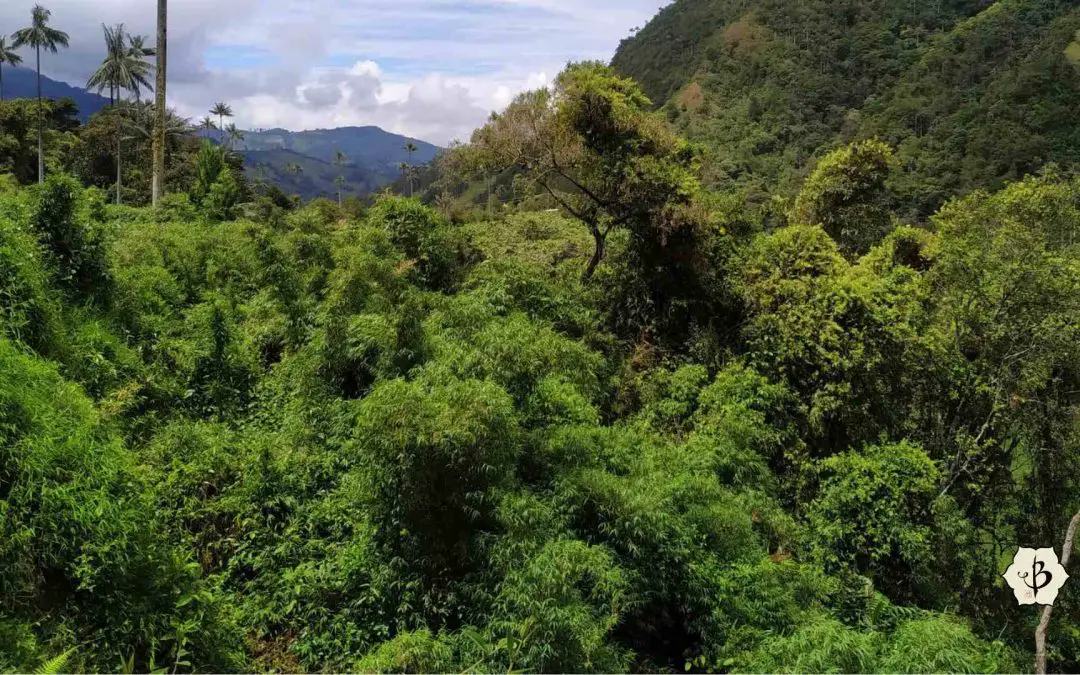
[
  {"left": 241, "top": 148, "right": 391, "bottom": 202},
  {"left": 3, "top": 66, "right": 110, "bottom": 122},
  {"left": 611, "top": 0, "right": 1080, "bottom": 217},
  {"left": 233, "top": 127, "right": 440, "bottom": 186}
]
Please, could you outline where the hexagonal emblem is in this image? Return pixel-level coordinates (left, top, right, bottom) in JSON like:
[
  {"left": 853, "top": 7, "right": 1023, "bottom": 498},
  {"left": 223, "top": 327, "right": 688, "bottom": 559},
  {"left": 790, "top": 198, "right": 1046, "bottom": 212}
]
[{"left": 1003, "top": 547, "right": 1069, "bottom": 606}]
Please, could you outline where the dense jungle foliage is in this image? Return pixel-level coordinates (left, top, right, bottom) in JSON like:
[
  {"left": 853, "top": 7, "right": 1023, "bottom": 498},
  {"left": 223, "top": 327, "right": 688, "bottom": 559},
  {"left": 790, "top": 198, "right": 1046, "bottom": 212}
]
[{"left": 2, "top": 9, "right": 1080, "bottom": 674}]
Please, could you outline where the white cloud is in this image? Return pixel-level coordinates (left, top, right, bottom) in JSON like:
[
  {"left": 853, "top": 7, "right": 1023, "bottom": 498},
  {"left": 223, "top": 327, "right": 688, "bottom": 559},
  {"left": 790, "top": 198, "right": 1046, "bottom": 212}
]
[{"left": 1, "top": 0, "right": 670, "bottom": 145}]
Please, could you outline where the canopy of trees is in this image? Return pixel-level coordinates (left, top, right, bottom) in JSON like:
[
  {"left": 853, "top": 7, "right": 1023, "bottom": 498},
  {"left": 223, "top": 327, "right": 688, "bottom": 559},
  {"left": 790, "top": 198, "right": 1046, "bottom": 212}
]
[{"left": 2, "top": 2, "right": 1080, "bottom": 673}]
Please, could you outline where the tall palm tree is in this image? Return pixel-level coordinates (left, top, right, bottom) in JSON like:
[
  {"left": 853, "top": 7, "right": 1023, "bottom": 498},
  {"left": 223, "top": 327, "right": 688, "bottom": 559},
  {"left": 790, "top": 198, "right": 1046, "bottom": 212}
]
[
  {"left": 332, "top": 149, "right": 347, "bottom": 205},
  {"left": 123, "top": 100, "right": 191, "bottom": 143},
  {"left": 335, "top": 175, "right": 346, "bottom": 207},
  {"left": 128, "top": 34, "right": 155, "bottom": 59},
  {"left": 224, "top": 122, "right": 243, "bottom": 149},
  {"left": 210, "top": 102, "right": 232, "bottom": 143},
  {"left": 0, "top": 38, "right": 23, "bottom": 102},
  {"left": 87, "top": 23, "right": 153, "bottom": 204},
  {"left": 399, "top": 162, "right": 411, "bottom": 197},
  {"left": 12, "top": 4, "right": 70, "bottom": 184},
  {"left": 151, "top": 0, "right": 167, "bottom": 207},
  {"left": 403, "top": 141, "right": 418, "bottom": 197},
  {"left": 199, "top": 115, "right": 216, "bottom": 139}
]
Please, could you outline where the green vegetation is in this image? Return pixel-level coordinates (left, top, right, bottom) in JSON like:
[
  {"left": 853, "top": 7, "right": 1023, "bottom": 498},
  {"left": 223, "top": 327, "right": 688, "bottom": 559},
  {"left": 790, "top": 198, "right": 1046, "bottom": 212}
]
[
  {"left": 3, "top": 1, "right": 1080, "bottom": 672},
  {"left": 612, "top": 0, "right": 1080, "bottom": 218}
]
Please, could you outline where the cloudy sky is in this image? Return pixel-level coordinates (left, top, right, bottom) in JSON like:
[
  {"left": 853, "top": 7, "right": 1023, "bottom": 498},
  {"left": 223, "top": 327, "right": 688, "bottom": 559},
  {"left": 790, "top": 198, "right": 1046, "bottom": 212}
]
[{"left": 2, "top": 0, "right": 668, "bottom": 145}]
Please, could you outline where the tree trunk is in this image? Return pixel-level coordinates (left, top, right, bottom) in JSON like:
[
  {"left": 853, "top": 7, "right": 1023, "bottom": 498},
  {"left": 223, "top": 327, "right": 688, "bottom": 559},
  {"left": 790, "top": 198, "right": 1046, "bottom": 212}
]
[
  {"left": 152, "top": 0, "right": 167, "bottom": 207},
  {"left": 116, "top": 113, "right": 122, "bottom": 205},
  {"left": 583, "top": 225, "right": 606, "bottom": 281},
  {"left": 1035, "top": 510, "right": 1080, "bottom": 674},
  {"left": 36, "top": 45, "right": 43, "bottom": 184}
]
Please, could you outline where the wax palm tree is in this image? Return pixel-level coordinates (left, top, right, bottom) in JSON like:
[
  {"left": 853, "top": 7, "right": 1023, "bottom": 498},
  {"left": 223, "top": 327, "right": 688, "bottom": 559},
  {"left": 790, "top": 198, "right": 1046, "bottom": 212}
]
[
  {"left": 335, "top": 175, "right": 347, "bottom": 207},
  {"left": 199, "top": 115, "right": 216, "bottom": 139},
  {"left": 286, "top": 162, "right": 302, "bottom": 176},
  {"left": 403, "top": 141, "right": 418, "bottom": 197},
  {"left": 151, "top": 0, "right": 167, "bottom": 207},
  {"left": 332, "top": 149, "right": 347, "bottom": 205},
  {"left": 123, "top": 100, "right": 191, "bottom": 143},
  {"left": 86, "top": 23, "right": 153, "bottom": 204},
  {"left": 128, "top": 34, "right": 155, "bottom": 59},
  {"left": 121, "top": 103, "right": 191, "bottom": 191},
  {"left": 210, "top": 102, "right": 232, "bottom": 143},
  {"left": 224, "top": 122, "right": 244, "bottom": 150},
  {"left": 126, "top": 33, "right": 155, "bottom": 102},
  {"left": 12, "top": 4, "right": 70, "bottom": 183},
  {"left": 399, "top": 161, "right": 412, "bottom": 197},
  {"left": 0, "top": 38, "right": 23, "bottom": 102}
]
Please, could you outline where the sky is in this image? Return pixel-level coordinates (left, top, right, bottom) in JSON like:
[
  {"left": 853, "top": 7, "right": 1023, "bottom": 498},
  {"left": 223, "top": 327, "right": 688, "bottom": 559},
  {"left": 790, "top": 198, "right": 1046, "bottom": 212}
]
[{"left": 1, "top": 0, "right": 668, "bottom": 145}]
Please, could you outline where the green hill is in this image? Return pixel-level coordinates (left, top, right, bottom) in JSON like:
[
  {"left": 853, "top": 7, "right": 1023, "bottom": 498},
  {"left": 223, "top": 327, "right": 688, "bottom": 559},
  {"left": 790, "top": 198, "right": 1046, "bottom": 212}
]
[
  {"left": 235, "top": 126, "right": 439, "bottom": 185},
  {"left": 611, "top": 0, "right": 1080, "bottom": 216},
  {"left": 241, "top": 148, "right": 386, "bottom": 202}
]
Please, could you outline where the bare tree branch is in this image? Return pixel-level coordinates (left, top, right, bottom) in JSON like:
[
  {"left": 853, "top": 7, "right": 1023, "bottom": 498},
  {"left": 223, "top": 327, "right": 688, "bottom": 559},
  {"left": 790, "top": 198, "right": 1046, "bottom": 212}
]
[{"left": 1035, "top": 510, "right": 1080, "bottom": 674}]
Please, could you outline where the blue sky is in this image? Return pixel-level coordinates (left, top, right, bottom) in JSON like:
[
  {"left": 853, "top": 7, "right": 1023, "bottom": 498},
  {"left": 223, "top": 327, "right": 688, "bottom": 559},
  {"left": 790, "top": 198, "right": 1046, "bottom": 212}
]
[{"left": 1, "top": 0, "right": 668, "bottom": 144}]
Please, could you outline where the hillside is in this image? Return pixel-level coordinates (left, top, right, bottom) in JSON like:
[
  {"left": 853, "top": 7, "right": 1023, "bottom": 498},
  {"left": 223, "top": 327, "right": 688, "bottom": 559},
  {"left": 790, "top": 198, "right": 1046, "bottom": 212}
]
[
  {"left": 234, "top": 126, "right": 440, "bottom": 185},
  {"left": 241, "top": 148, "right": 387, "bottom": 201},
  {"left": 611, "top": 0, "right": 1080, "bottom": 216},
  {"left": 3, "top": 66, "right": 111, "bottom": 122}
]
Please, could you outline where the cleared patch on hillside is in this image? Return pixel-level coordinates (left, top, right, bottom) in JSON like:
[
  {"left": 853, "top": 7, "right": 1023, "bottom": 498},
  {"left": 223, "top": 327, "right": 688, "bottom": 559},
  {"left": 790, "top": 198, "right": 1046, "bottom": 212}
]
[
  {"left": 721, "top": 14, "right": 769, "bottom": 57},
  {"left": 678, "top": 82, "right": 706, "bottom": 112},
  {"left": 1067, "top": 29, "right": 1080, "bottom": 68}
]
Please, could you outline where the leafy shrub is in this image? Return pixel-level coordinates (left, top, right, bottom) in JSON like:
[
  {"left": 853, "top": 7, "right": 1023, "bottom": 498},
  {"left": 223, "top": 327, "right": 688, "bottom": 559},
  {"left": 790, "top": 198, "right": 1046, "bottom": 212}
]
[
  {"left": 806, "top": 441, "right": 940, "bottom": 601},
  {"left": 30, "top": 173, "right": 111, "bottom": 302}
]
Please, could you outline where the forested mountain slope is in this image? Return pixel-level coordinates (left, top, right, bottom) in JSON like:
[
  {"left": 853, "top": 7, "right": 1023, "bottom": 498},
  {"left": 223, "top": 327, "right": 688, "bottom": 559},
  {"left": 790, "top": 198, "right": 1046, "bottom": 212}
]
[
  {"left": 3, "top": 66, "right": 111, "bottom": 122},
  {"left": 612, "top": 0, "right": 1080, "bottom": 216}
]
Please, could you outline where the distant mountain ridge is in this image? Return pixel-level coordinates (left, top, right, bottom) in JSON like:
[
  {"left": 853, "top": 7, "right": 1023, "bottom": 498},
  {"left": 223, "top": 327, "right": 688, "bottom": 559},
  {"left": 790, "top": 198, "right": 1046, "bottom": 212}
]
[
  {"left": 233, "top": 126, "right": 441, "bottom": 186},
  {"left": 241, "top": 148, "right": 389, "bottom": 202},
  {"left": 4, "top": 66, "right": 110, "bottom": 122},
  {"left": 3, "top": 67, "right": 440, "bottom": 200}
]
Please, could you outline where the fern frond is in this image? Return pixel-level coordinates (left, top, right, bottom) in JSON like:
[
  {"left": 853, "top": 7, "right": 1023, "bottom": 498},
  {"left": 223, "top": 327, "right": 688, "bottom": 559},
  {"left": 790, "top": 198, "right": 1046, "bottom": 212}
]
[{"left": 35, "top": 647, "right": 76, "bottom": 675}]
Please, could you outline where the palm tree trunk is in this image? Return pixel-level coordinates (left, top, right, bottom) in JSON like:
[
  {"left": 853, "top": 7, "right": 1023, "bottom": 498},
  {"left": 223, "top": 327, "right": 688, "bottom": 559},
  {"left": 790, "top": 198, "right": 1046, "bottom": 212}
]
[
  {"left": 152, "top": 0, "right": 167, "bottom": 207},
  {"left": 116, "top": 114, "right": 122, "bottom": 205},
  {"left": 36, "top": 45, "right": 43, "bottom": 184}
]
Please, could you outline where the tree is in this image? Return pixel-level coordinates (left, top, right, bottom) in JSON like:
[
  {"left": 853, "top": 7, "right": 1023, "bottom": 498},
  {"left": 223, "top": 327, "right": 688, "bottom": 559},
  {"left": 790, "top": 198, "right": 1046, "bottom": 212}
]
[
  {"left": 12, "top": 4, "right": 70, "bottom": 184},
  {"left": 122, "top": 100, "right": 191, "bottom": 143},
  {"left": 224, "top": 122, "right": 243, "bottom": 149},
  {"left": 210, "top": 102, "right": 232, "bottom": 142},
  {"left": 199, "top": 115, "right": 216, "bottom": 139},
  {"left": 335, "top": 174, "right": 346, "bottom": 207},
  {"left": 0, "top": 37, "right": 23, "bottom": 102},
  {"left": 86, "top": 23, "right": 153, "bottom": 204},
  {"left": 459, "top": 61, "right": 702, "bottom": 281},
  {"left": 151, "top": 0, "right": 167, "bottom": 207},
  {"left": 791, "top": 139, "right": 897, "bottom": 258},
  {"left": 403, "top": 141, "right": 418, "bottom": 196},
  {"left": 333, "top": 149, "right": 346, "bottom": 205},
  {"left": 127, "top": 34, "right": 155, "bottom": 60}
]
